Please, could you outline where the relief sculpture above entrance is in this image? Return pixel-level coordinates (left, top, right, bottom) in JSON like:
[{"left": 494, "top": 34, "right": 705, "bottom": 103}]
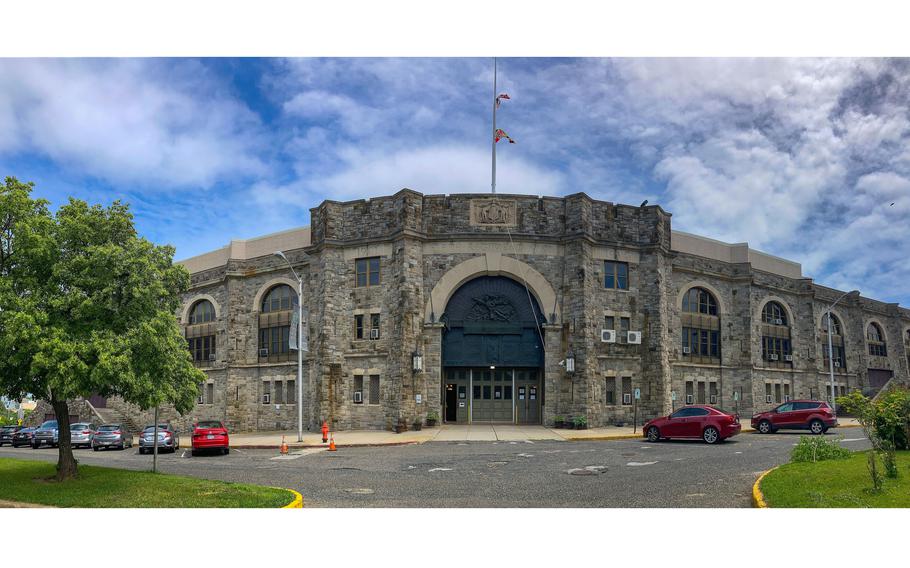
[{"left": 470, "top": 198, "right": 517, "bottom": 227}]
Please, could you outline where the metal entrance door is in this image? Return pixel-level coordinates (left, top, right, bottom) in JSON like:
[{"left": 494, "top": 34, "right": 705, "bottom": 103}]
[
  {"left": 470, "top": 368, "right": 513, "bottom": 423},
  {"left": 444, "top": 369, "right": 470, "bottom": 423},
  {"left": 445, "top": 384, "right": 457, "bottom": 422},
  {"left": 515, "top": 369, "right": 540, "bottom": 424}
]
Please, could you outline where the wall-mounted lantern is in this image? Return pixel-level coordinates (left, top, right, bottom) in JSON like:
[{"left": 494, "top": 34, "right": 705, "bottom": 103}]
[
  {"left": 565, "top": 350, "right": 575, "bottom": 373},
  {"left": 412, "top": 350, "right": 423, "bottom": 373}
]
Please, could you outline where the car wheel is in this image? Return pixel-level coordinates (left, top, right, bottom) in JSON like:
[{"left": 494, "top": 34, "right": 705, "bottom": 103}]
[
  {"left": 31, "top": 442, "right": 38, "bottom": 449},
  {"left": 223, "top": 448, "right": 230, "bottom": 455},
  {"left": 646, "top": 426, "right": 660, "bottom": 442},
  {"left": 703, "top": 426, "right": 720, "bottom": 444},
  {"left": 757, "top": 420, "right": 772, "bottom": 434},
  {"left": 93, "top": 446, "right": 99, "bottom": 451},
  {"left": 810, "top": 419, "right": 825, "bottom": 435},
  {"left": 139, "top": 448, "right": 145, "bottom": 455}
]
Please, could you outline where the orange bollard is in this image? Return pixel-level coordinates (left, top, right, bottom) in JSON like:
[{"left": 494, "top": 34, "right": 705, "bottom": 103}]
[
  {"left": 280, "top": 435, "right": 289, "bottom": 455},
  {"left": 321, "top": 421, "right": 329, "bottom": 444},
  {"left": 328, "top": 432, "right": 336, "bottom": 452}
]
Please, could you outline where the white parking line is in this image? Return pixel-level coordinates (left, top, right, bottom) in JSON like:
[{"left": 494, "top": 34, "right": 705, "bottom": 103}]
[
  {"left": 428, "top": 467, "right": 452, "bottom": 472},
  {"left": 841, "top": 438, "right": 865, "bottom": 442},
  {"left": 627, "top": 461, "right": 658, "bottom": 467}
]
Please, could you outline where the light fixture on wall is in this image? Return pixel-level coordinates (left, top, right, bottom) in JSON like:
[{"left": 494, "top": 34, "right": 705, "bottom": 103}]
[
  {"left": 412, "top": 350, "right": 423, "bottom": 373},
  {"left": 565, "top": 350, "right": 576, "bottom": 373}
]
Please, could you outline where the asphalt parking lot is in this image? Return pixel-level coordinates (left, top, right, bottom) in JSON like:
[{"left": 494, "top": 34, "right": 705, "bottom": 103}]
[{"left": 0, "top": 431, "right": 870, "bottom": 507}]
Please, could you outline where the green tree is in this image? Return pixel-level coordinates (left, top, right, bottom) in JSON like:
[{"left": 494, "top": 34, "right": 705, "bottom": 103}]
[{"left": 0, "top": 177, "right": 204, "bottom": 480}]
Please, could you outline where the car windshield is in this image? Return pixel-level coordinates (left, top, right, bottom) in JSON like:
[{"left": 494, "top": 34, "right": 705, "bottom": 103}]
[
  {"left": 98, "top": 425, "right": 119, "bottom": 431},
  {"left": 196, "top": 421, "right": 223, "bottom": 429},
  {"left": 71, "top": 423, "right": 90, "bottom": 429},
  {"left": 143, "top": 425, "right": 169, "bottom": 432},
  {"left": 40, "top": 421, "right": 57, "bottom": 428}
]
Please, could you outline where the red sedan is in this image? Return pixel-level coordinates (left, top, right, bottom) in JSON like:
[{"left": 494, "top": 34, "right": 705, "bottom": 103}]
[
  {"left": 643, "top": 405, "right": 741, "bottom": 444},
  {"left": 191, "top": 421, "right": 230, "bottom": 456}
]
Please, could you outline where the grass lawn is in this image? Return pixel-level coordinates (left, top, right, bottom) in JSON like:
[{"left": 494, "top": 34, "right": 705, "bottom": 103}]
[
  {"left": 0, "top": 457, "right": 295, "bottom": 508},
  {"left": 761, "top": 451, "right": 910, "bottom": 507}
]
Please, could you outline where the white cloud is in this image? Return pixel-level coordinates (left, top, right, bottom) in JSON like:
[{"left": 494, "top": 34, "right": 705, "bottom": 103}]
[{"left": 0, "top": 59, "right": 267, "bottom": 188}]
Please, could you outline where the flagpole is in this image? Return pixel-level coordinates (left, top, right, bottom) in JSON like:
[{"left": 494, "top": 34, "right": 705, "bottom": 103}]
[{"left": 491, "top": 56, "right": 497, "bottom": 194}]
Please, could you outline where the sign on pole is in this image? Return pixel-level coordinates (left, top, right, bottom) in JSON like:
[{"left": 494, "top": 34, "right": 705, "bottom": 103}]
[
  {"left": 671, "top": 391, "right": 677, "bottom": 401},
  {"left": 634, "top": 388, "right": 641, "bottom": 400}
]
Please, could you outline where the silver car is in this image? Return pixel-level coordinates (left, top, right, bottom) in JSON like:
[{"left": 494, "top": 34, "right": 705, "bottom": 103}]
[
  {"left": 92, "top": 423, "right": 133, "bottom": 451},
  {"left": 32, "top": 420, "right": 59, "bottom": 448},
  {"left": 69, "top": 423, "right": 97, "bottom": 449},
  {"left": 138, "top": 423, "right": 180, "bottom": 454}
]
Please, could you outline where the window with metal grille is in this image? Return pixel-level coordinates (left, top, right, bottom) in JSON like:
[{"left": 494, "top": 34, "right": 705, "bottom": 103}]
[
  {"left": 621, "top": 377, "right": 632, "bottom": 405},
  {"left": 369, "top": 375, "right": 380, "bottom": 405},
  {"left": 353, "top": 375, "right": 364, "bottom": 403},
  {"left": 355, "top": 257, "right": 381, "bottom": 287},
  {"left": 605, "top": 377, "right": 616, "bottom": 404},
  {"left": 604, "top": 261, "right": 629, "bottom": 290}
]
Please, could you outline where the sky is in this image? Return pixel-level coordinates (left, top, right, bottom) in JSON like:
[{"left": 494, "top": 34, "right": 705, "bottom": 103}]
[{"left": 1, "top": 57, "right": 909, "bottom": 305}]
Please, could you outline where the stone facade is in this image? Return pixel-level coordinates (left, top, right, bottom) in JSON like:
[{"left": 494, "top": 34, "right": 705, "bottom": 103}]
[{"left": 65, "top": 190, "right": 910, "bottom": 432}]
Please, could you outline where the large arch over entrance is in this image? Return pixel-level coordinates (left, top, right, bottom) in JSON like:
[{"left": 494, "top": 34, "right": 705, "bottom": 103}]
[{"left": 440, "top": 275, "right": 546, "bottom": 425}]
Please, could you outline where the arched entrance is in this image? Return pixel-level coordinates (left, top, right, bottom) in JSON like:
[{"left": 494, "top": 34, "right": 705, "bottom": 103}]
[{"left": 441, "top": 276, "right": 546, "bottom": 424}]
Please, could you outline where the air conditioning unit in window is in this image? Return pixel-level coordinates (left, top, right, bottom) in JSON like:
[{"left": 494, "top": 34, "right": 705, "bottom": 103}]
[
  {"left": 353, "top": 391, "right": 363, "bottom": 404},
  {"left": 770, "top": 354, "right": 779, "bottom": 361},
  {"left": 626, "top": 331, "right": 642, "bottom": 344},
  {"left": 262, "top": 393, "right": 271, "bottom": 404},
  {"left": 370, "top": 329, "right": 380, "bottom": 340},
  {"left": 682, "top": 346, "right": 691, "bottom": 355},
  {"left": 622, "top": 393, "right": 632, "bottom": 404},
  {"left": 773, "top": 318, "right": 783, "bottom": 325},
  {"left": 710, "top": 394, "right": 717, "bottom": 404},
  {"left": 197, "top": 395, "right": 204, "bottom": 405},
  {"left": 784, "top": 395, "right": 791, "bottom": 402},
  {"left": 601, "top": 329, "right": 616, "bottom": 343},
  {"left": 258, "top": 348, "right": 269, "bottom": 358},
  {"left": 783, "top": 354, "right": 793, "bottom": 362},
  {"left": 766, "top": 395, "right": 773, "bottom": 403},
  {"left": 208, "top": 353, "right": 216, "bottom": 362},
  {"left": 685, "top": 394, "right": 694, "bottom": 404}
]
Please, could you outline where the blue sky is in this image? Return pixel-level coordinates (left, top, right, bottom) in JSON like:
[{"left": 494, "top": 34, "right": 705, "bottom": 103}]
[{"left": 1, "top": 58, "right": 909, "bottom": 305}]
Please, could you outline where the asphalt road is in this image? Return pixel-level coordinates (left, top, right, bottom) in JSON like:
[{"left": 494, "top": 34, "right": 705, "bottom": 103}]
[{"left": 0, "top": 431, "right": 870, "bottom": 507}]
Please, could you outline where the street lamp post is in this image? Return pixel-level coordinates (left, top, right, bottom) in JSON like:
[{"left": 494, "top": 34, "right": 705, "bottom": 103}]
[
  {"left": 274, "top": 251, "right": 305, "bottom": 443},
  {"left": 826, "top": 289, "right": 859, "bottom": 414}
]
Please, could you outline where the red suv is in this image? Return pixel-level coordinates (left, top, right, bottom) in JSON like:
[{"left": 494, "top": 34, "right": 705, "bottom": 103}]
[
  {"left": 751, "top": 400, "right": 837, "bottom": 435},
  {"left": 643, "top": 405, "right": 741, "bottom": 444}
]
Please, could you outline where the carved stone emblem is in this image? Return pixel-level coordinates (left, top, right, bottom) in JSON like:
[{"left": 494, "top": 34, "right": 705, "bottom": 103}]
[
  {"left": 470, "top": 198, "right": 517, "bottom": 227},
  {"left": 466, "top": 294, "right": 517, "bottom": 322}
]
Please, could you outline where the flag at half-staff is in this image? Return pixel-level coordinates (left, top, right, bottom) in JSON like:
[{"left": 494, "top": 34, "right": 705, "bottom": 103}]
[{"left": 494, "top": 128, "right": 516, "bottom": 144}]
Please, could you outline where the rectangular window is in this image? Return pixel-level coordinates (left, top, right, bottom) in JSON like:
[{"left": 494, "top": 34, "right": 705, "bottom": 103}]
[
  {"left": 697, "top": 382, "right": 706, "bottom": 404},
  {"left": 604, "top": 261, "right": 630, "bottom": 290},
  {"left": 774, "top": 383, "right": 782, "bottom": 403},
  {"left": 355, "top": 314, "right": 364, "bottom": 339},
  {"left": 620, "top": 317, "right": 630, "bottom": 343},
  {"left": 709, "top": 381, "right": 718, "bottom": 403},
  {"left": 355, "top": 257, "right": 381, "bottom": 287},
  {"left": 765, "top": 382, "right": 772, "bottom": 401},
  {"left": 275, "top": 380, "right": 284, "bottom": 404},
  {"left": 483, "top": 385, "right": 491, "bottom": 399},
  {"left": 370, "top": 313, "right": 381, "bottom": 339},
  {"left": 503, "top": 385, "right": 512, "bottom": 400},
  {"left": 605, "top": 377, "right": 616, "bottom": 404},
  {"left": 205, "top": 383, "right": 214, "bottom": 405},
  {"left": 622, "top": 377, "right": 632, "bottom": 405},
  {"left": 605, "top": 315, "right": 615, "bottom": 330},
  {"left": 685, "top": 381, "right": 694, "bottom": 404},
  {"left": 287, "top": 380, "right": 296, "bottom": 403},
  {"left": 369, "top": 375, "right": 380, "bottom": 405},
  {"left": 353, "top": 375, "right": 363, "bottom": 404},
  {"left": 263, "top": 381, "right": 271, "bottom": 404},
  {"left": 783, "top": 383, "right": 791, "bottom": 401},
  {"left": 473, "top": 384, "right": 481, "bottom": 400}
]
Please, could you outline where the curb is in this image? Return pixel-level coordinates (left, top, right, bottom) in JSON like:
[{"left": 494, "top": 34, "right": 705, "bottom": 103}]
[
  {"left": 751, "top": 467, "right": 777, "bottom": 508},
  {"left": 281, "top": 489, "right": 304, "bottom": 508},
  {"left": 234, "top": 441, "right": 420, "bottom": 450},
  {"left": 563, "top": 434, "right": 643, "bottom": 441}
]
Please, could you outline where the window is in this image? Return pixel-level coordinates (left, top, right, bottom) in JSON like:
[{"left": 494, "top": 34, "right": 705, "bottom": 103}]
[
  {"left": 187, "top": 335, "right": 216, "bottom": 363},
  {"left": 620, "top": 317, "right": 630, "bottom": 334},
  {"left": 263, "top": 381, "right": 271, "bottom": 404},
  {"left": 822, "top": 313, "right": 842, "bottom": 336},
  {"left": 604, "top": 315, "right": 615, "bottom": 330},
  {"left": 355, "top": 315, "right": 364, "bottom": 339},
  {"left": 822, "top": 313, "right": 846, "bottom": 370},
  {"left": 355, "top": 257, "right": 381, "bottom": 287},
  {"left": 621, "top": 377, "right": 632, "bottom": 405},
  {"left": 353, "top": 375, "right": 364, "bottom": 403},
  {"left": 605, "top": 377, "right": 616, "bottom": 404},
  {"left": 685, "top": 381, "right": 694, "bottom": 404},
  {"left": 259, "top": 285, "right": 293, "bottom": 362},
  {"left": 697, "top": 381, "right": 706, "bottom": 404},
  {"left": 205, "top": 383, "right": 214, "bottom": 405},
  {"left": 682, "top": 287, "right": 718, "bottom": 316},
  {"left": 287, "top": 380, "right": 296, "bottom": 404},
  {"left": 867, "top": 323, "right": 887, "bottom": 357},
  {"left": 369, "top": 375, "right": 380, "bottom": 405},
  {"left": 604, "top": 261, "right": 629, "bottom": 290},
  {"left": 189, "top": 300, "right": 215, "bottom": 324},
  {"left": 765, "top": 382, "right": 772, "bottom": 403},
  {"left": 274, "top": 380, "right": 284, "bottom": 404},
  {"left": 762, "top": 336, "right": 791, "bottom": 361},
  {"left": 682, "top": 328, "right": 720, "bottom": 357},
  {"left": 774, "top": 383, "right": 782, "bottom": 403},
  {"left": 370, "top": 313, "right": 381, "bottom": 339},
  {"left": 777, "top": 402, "right": 794, "bottom": 413},
  {"left": 762, "top": 301, "right": 788, "bottom": 325}
]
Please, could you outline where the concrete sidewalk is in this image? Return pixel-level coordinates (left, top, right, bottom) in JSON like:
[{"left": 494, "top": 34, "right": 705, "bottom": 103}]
[{"left": 226, "top": 418, "right": 861, "bottom": 448}]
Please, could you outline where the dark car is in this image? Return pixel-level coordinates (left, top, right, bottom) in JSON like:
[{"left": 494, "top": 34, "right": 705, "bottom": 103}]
[
  {"left": 643, "top": 405, "right": 742, "bottom": 444},
  {"left": 138, "top": 423, "right": 180, "bottom": 454},
  {"left": 92, "top": 423, "right": 133, "bottom": 451},
  {"left": 0, "top": 425, "right": 23, "bottom": 446},
  {"left": 11, "top": 427, "right": 37, "bottom": 448},
  {"left": 751, "top": 400, "right": 838, "bottom": 434}
]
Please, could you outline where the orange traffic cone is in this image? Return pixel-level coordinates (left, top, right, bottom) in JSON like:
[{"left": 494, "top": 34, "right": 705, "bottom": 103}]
[
  {"left": 280, "top": 435, "right": 289, "bottom": 455},
  {"left": 328, "top": 432, "right": 337, "bottom": 452}
]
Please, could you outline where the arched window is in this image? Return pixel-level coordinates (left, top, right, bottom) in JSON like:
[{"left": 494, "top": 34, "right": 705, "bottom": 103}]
[
  {"left": 259, "top": 285, "right": 294, "bottom": 362},
  {"left": 867, "top": 323, "right": 887, "bottom": 357},
  {"left": 186, "top": 299, "right": 216, "bottom": 365},
  {"left": 761, "top": 301, "right": 792, "bottom": 365},
  {"left": 762, "top": 301, "right": 788, "bottom": 326},
  {"left": 821, "top": 312, "right": 845, "bottom": 370},
  {"left": 680, "top": 287, "right": 720, "bottom": 359}
]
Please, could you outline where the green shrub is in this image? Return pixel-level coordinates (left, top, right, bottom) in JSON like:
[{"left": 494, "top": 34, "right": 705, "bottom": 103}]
[
  {"left": 790, "top": 435, "right": 852, "bottom": 463},
  {"left": 573, "top": 415, "right": 588, "bottom": 427},
  {"left": 838, "top": 388, "right": 910, "bottom": 450}
]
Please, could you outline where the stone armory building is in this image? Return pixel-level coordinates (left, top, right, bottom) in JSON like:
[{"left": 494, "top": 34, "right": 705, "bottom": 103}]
[{"left": 40, "top": 190, "right": 910, "bottom": 432}]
